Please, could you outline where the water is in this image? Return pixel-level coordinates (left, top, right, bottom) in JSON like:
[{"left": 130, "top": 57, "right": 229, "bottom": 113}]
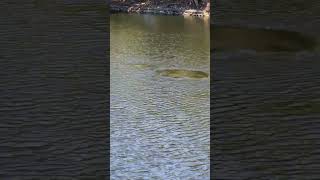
[
  {"left": 110, "top": 14, "right": 210, "bottom": 179},
  {"left": 212, "top": 26, "right": 320, "bottom": 178},
  {"left": 0, "top": 1, "right": 108, "bottom": 177},
  {"left": 212, "top": 26, "right": 318, "bottom": 52}
]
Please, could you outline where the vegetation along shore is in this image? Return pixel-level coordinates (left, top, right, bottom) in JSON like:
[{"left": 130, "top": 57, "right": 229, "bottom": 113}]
[{"left": 110, "top": 0, "right": 210, "bottom": 17}]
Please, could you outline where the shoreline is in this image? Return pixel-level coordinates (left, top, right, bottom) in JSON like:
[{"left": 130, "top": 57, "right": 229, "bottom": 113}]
[{"left": 110, "top": 3, "right": 210, "bottom": 17}]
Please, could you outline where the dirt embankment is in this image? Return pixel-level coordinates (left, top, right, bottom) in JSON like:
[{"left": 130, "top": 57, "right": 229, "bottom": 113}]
[{"left": 110, "top": 0, "right": 210, "bottom": 16}]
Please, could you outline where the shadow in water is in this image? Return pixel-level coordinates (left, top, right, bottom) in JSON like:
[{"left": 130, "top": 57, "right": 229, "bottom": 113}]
[
  {"left": 211, "top": 26, "right": 318, "bottom": 52},
  {"left": 260, "top": 100, "right": 320, "bottom": 115}
]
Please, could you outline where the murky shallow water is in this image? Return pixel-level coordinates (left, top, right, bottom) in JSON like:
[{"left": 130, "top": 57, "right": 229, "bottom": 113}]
[{"left": 110, "top": 14, "right": 210, "bottom": 179}]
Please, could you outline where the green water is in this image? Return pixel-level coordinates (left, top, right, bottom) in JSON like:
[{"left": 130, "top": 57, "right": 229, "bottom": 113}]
[{"left": 111, "top": 14, "right": 210, "bottom": 179}]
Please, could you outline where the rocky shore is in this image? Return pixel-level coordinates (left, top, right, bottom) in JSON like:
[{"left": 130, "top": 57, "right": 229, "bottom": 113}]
[{"left": 110, "top": 0, "right": 210, "bottom": 17}]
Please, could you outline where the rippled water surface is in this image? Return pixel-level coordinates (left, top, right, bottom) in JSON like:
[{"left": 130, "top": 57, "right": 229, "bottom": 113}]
[
  {"left": 0, "top": 1, "right": 108, "bottom": 177},
  {"left": 212, "top": 26, "right": 318, "bottom": 52},
  {"left": 110, "top": 14, "right": 210, "bottom": 179},
  {"left": 212, "top": 24, "right": 320, "bottom": 178}
]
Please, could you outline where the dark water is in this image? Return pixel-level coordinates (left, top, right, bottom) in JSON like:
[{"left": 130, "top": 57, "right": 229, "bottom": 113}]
[
  {"left": 212, "top": 26, "right": 318, "bottom": 52},
  {"left": 111, "top": 14, "right": 210, "bottom": 179},
  {"left": 212, "top": 26, "right": 320, "bottom": 179},
  {"left": 0, "top": 1, "right": 108, "bottom": 178}
]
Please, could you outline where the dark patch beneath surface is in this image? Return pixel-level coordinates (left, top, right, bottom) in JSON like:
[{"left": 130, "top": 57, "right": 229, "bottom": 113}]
[
  {"left": 261, "top": 100, "right": 320, "bottom": 115},
  {"left": 212, "top": 26, "right": 318, "bottom": 52}
]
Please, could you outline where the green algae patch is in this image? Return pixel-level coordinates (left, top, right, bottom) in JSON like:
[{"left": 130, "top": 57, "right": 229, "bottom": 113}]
[{"left": 157, "top": 69, "right": 209, "bottom": 79}]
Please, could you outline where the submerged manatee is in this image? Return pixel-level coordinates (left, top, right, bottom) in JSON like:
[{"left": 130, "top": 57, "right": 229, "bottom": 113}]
[
  {"left": 131, "top": 64, "right": 153, "bottom": 69},
  {"left": 157, "top": 69, "right": 209, "bottom": 79}
]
